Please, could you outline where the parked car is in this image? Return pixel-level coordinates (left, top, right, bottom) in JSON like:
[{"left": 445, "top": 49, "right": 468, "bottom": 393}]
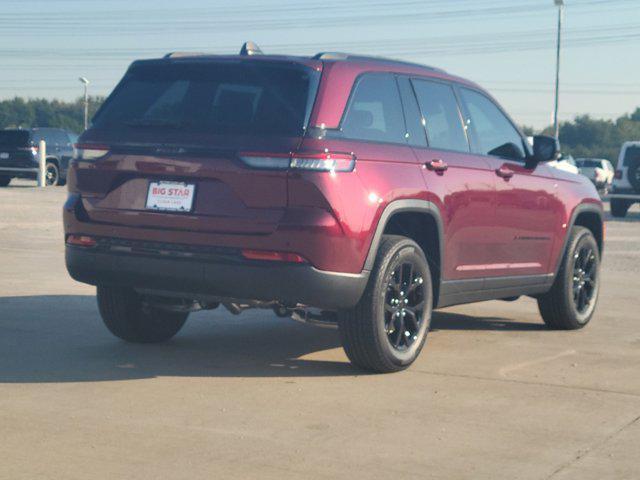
[
  {"left": 0, "top": 127, "right": 76, "bottom": 186},
  {"left": 549, "top": 154, "right": 580, "bottom": 175},
  {"left": 64, "top": 43, "right": 604, "bottom": 373},
  {"left": 609, "top": 141, "right": 640, "bottom": 217},
  {"left": 575, "top": 158, "right": 614, "bottom": 193}
]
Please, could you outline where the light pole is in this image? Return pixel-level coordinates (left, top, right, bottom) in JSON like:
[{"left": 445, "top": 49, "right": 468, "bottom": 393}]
[
  {"left": 553, "top": 0, "right": 564, "bottom": 141},
  {"left": 79, "top": 77, "right": 90, "bottom": 131}
]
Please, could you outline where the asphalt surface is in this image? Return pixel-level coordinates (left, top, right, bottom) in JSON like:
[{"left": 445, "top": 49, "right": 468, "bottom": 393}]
[{"left": 1, "top": 180, "right": 639, "bottom": 480}]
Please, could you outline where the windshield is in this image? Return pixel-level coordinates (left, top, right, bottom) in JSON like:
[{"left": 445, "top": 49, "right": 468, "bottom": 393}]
[
  {"left": 0, "top": 130, "right": 30, "bottom": 147},
  {"left": 92, "top": 61, "right": 319, "bottom": 137}
]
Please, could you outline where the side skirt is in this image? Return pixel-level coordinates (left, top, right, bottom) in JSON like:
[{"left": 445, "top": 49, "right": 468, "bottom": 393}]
[{"left": 437, "top": 274, "right": 554, "bottom": 308}]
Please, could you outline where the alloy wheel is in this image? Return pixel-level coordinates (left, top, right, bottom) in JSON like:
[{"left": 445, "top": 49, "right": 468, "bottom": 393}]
[
  {"left": 572, "top": 245, "right": 598, "bottom": 315},
  {"left": 384, "top": 261, "right": 427, "bottom": 350}
]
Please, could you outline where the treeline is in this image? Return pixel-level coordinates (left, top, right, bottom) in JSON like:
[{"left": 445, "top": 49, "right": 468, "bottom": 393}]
[
  {"left": 0, "top": 96, "right": 105, "bottom": 134},
  {"left": 1, "top": 97, "right": 638, "bottom": 164}
]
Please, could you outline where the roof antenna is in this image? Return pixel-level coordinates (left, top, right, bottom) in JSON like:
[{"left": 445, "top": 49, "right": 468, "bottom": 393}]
[{"left": 240, "top": 41, "right": 263, "bottom": 56}]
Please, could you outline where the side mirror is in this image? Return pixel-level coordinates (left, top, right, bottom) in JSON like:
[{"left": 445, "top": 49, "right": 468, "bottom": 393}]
[{"left": 531, "top": 135, "right": 560, "bottom": 164}]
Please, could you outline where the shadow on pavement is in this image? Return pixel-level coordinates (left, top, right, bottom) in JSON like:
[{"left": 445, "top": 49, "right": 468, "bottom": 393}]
[{"left": 0, "top": 295, "right": 544, "bottom": 383}]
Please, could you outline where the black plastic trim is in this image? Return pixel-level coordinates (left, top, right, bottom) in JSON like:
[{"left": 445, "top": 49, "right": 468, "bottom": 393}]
[
  {"left": 66, "top": 246, "right": 369, "bottom": 311},
  {"left": 363, "top": 199, "right": 444, "bottom": 272},
  {"left": 552, "top": 203, "right": 604, "bottom": 278},
  {"left": 438, "top": 274, "right": 554, "bottom": 308}
]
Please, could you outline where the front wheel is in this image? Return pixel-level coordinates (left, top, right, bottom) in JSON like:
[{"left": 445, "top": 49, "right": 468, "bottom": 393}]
[
  {"left": 45, "top": 161, "right": 60, "bottom": 186},
  {"left": 97, "top": 286, "right": 188, "bottom": 343},
  {"left": 338, "top": 235, "right": 433, "bottom": 373},
  {"left": 537, "top": 226, "right": 600, "bottom": 329}
]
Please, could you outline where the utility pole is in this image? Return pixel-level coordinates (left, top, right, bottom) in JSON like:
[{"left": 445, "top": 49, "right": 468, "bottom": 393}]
[
  {"left": 79, "top": 77, "right": 90, "bottom": 131},
  {"left": 553, "top": 0, "right": 564, "bottom": 141}
]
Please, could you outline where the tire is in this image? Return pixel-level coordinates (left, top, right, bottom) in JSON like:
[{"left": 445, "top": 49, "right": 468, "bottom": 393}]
[
  {"left": 97, "top": 286, "right": 188, "bottom": 343},
  {"left": 45, "top": 161, "right": 60, "bottom": 186},
  {"left": 0, "top": 176, "right": 11, "bottom": 187},
  {"left": 537, "top": 226, "right": 600, "bottom": 330},
  {"left": 338, "top": 235, "right": 433, "bottom": 373},
  {"left": 610, "top": 198, "right": 631, "bottom": 218}
]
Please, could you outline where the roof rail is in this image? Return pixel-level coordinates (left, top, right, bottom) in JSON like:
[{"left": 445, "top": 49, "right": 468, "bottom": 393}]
[
  {"left": 163, "top": 52, "right": 206, "bottom": 59},
  {"left": 313, "top": 52, "right": 446, "bottom": 73}
]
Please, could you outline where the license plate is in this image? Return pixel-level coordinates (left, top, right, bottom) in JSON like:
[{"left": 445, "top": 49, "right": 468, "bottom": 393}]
[
  {"left": 146, "top": 181, "right": 195, "bottom": 212},
  {"left": 0, "top": 153, "right": 8, "bottom": 159}
]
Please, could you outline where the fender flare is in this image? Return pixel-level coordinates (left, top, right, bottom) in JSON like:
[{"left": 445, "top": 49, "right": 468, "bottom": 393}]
[
  {"left": 552, "top": 202, "right": 604, "bottom": 278},
  {"left": 363, "top": 199, "right": 445, "bottom": 273}
]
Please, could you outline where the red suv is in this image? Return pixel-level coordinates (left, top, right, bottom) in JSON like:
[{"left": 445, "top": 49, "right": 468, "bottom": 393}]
[{"left": 65, "top": 44, "right": 604, "bottom": 372}]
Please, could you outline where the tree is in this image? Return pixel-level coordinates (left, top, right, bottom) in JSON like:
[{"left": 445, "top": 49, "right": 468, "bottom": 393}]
[
  {"left": 522, "top": 107, "right": 640, "bottom": 165},
  {"left": 0, "top": 96, "right": 105, "bottom": 133}
]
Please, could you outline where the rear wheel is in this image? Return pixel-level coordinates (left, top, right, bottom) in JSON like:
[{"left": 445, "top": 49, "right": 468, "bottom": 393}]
[
  {"left": 338, "top": 235, "right": 433, "bottom": 373},
  {"left": 610, "top": 198, "right": 631, "bottom": 218},
  {"left": 0, "top": 176, "right": 11, "bottom": 187},
  {"left": 97, "top": 286, "right": 188, "bottom": 343},
  {"left": 45, "top": 161, "right": 60, "bottom": 186},
  {"left": 537, "top": 227, "right": 600, "bottom": 329}
]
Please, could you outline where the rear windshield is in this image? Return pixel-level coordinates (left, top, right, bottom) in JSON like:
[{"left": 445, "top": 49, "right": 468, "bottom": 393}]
[
  {"left": 92, "top": 61, "right": 320, "bottom": 137},
  {"left": 0, "top": 130, "right": 30, "bottom": 147}
]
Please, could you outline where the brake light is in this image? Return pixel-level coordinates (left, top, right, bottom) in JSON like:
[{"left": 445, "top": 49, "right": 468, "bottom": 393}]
[
  {"left": 238, "top": 151, "right": 356, "bottom": 172},
  {"left": 615, "top": 170, "right": 623, "bottom": 179},
  {"left": 74, "top": 143, "right": 110, "bottom": 161},
  {"left": 66, "top": 235, "right": 97, "bottom": 247},
  {"left": 241, "top": 249, "right": 307, "bottom": 263},
  {"left": 238, "top": 152, "right": 290, "bottom": 170}
]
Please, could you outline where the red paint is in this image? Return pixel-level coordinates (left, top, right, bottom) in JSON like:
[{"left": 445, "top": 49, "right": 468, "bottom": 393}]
[{"left": 64, "top": 53, "right": 601, "bottom": 283}]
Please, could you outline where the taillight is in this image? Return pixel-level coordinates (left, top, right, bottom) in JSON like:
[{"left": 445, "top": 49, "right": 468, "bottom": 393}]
[
  {"left": 238, "top": 151, "right": 356, "bottom": 173},
  {"left": 241, "top": 249, "right": 307, "bottom": 263},
  {"left": 66, "top": 235, "right": 97, "bottom": 247},
  {"left": 73, "top": 143, "right": 110, "bottom": 161},
  {"left": 290, "top": 152, "right": 355, "bottom": 172},
  {"left": 615, "top": 170, "right": 623, "bottom": 179},
  {"left": 238, "top": 152, "right": 290, "bottom": 170}
]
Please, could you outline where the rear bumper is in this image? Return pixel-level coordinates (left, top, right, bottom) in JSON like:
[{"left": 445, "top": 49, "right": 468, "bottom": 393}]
[{"left": 66, "top": 245, "right": 369, "bottom": 310}]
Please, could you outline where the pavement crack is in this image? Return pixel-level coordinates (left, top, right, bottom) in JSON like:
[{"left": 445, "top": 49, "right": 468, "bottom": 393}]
[
  {"left": 410, "top": 369, "right": 640, "bottom": 398},
  {"left": 544, "top": 414, "right": 640, "bottom": 479}
]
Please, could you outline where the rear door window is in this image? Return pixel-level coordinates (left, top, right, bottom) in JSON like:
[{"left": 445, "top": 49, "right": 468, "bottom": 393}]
[
  {"left": 411, "top": 79, "right": 469, "bottom": 152},
  {"left": 340, "top": 74, "right": 406, "bottom": 144},
  {"left": 92, "top": 61, "right": 320, "bottom": 137},
  {"left": 459, "top": 88, "right": 525, "bottom": 161}
]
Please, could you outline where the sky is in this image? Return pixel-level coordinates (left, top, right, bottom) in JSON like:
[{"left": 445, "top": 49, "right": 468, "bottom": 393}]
[{"left": 1, "top": 0, "right": 639, "bottom": 129}]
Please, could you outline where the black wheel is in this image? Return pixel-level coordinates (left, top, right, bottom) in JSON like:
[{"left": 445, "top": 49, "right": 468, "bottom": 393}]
[
  {"left": 45, "top": 161, "right": 60, "bottom": 186},
  {"left": 610, "top": 198, "right": 631, "bottom": 218},
  {"left": 338, "top": 235, "right": 433, "bottom": 373},
  {"left": 0, "top": 176, "right": 11, "bottom": 187},
  {"left": 97, "top": 286, "right": 188, "bottom": 343},
  {"left": 538, "top": 227, "right": 600, "bottom": 329}
]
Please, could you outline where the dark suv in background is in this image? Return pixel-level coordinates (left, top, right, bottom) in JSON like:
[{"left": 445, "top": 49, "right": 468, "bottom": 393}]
[
  {"left": 64, "top": 44, "right": 603, "bottom": 373},
  {"left": 0, "top": 127, "right": 77, "bottom": 186}
]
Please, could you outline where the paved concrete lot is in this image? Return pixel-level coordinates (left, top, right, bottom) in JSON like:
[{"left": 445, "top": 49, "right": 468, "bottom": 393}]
[{"left": 1, "top": 180, "right": 639, "bottom": 480}]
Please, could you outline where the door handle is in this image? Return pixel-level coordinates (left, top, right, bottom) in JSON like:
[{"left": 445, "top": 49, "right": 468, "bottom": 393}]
[
  {"left": 425, "top": 159, "right": 448, "bottom": 172},
  {"left": 495, "top": 166, "right": 514, "bottom": 179}
]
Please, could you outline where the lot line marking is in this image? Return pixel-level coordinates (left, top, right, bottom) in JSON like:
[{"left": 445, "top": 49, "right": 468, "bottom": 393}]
[{"left": 498, "top": 349, "right": 576, "bottom": 377}]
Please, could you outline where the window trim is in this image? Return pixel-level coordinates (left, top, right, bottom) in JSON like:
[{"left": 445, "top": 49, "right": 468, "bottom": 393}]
[
  {"left": 454, "top": 84, "right": 530, "bottom": 163},
  {"left": 408, "top": 76, "right": 472, "bottom": 154}
]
